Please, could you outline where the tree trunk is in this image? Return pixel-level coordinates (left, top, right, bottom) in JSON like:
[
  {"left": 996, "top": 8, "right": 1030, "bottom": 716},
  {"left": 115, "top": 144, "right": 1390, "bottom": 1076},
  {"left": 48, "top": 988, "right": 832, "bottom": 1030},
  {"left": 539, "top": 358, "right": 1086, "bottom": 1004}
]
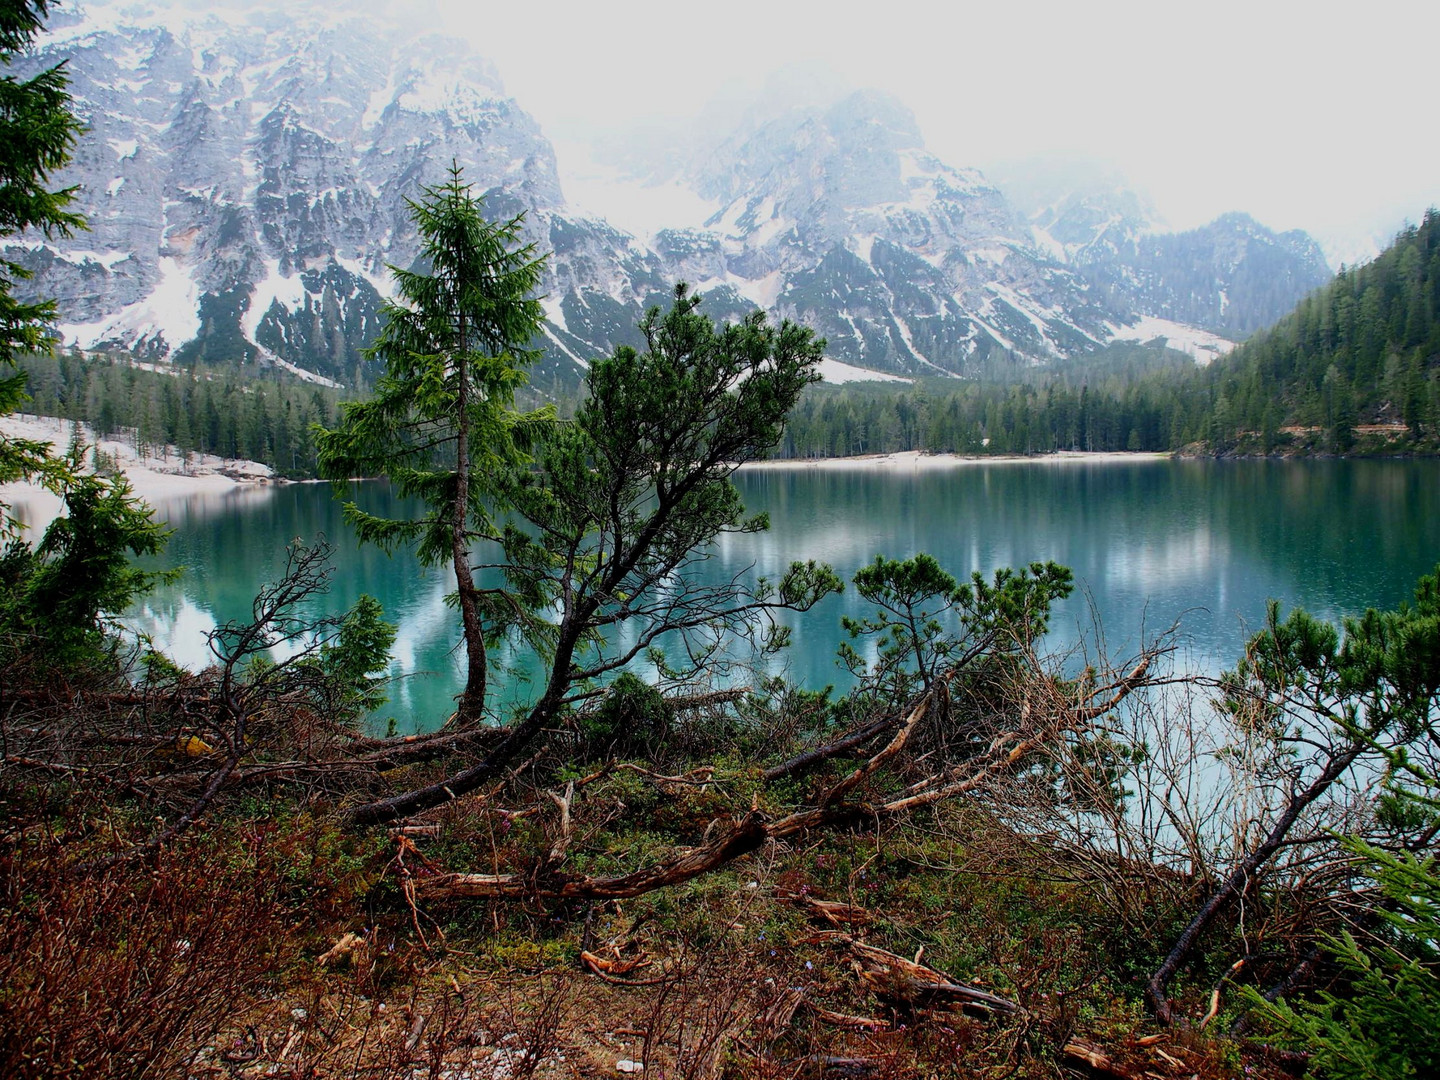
[
  {"left": 347, "top": 604, "right": 591, "bottom": 826},
  {"left": 451, "top": 325, "right": 487, "bottom": 726}
]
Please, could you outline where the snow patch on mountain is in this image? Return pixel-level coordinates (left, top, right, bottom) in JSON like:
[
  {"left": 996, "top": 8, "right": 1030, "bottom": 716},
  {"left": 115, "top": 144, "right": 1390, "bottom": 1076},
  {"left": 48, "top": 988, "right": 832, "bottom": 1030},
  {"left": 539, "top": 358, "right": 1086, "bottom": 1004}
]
[
  {"left": 241, "top": 260, "right": 308, "bottom": 342},
  {"left": 817, "top": 358, "right": 911, "bottom": 385},
  {"left": 556, "top": 146, "right": 721, "bottom": 241},
  {"left": 258, "top": 347, "right": 343, "bottom": 388},
  {"left": 56, "top": 256, "right": 200, "bottom": 354},
  {"left": 541, "top": 324, "right": 589, "bottom": 369},
  {"left": 1107, "top": 316, "right": 1235, "bottom": 366}
]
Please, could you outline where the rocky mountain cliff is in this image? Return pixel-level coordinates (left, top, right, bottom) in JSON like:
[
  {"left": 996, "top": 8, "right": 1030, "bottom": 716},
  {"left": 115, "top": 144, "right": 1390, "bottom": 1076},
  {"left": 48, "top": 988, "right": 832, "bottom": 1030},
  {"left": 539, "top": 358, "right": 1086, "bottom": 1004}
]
[
  {"left": 648, "top": 90, "right": 1121, "bottom": 374},
  {"left": 7, "top": 0, "right": 670, "bottom": 391},
  {"left": 6, "top": 0, "right": 1333, "bottom": 388}
]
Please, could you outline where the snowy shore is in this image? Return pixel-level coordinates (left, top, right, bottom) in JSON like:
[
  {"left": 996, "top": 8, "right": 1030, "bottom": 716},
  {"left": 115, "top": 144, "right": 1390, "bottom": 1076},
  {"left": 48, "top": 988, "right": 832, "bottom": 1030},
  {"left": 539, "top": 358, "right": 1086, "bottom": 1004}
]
[
  {"left": 3, "top": 414, "right": 1174, "bottom": 531},
  {"left": 0, "top": 413, "right": 277, "bottom": 530},
  {"left": 740, "top": 449, "right": 1172, "bottom": 470}
]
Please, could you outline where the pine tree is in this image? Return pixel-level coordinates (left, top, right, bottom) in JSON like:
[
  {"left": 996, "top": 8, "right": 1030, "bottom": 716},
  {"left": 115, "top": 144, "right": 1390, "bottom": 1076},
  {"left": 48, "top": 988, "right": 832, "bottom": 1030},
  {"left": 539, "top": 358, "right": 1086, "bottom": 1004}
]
[
  {"left": 1244, "top": 568, "right": 1440, "bottom": 1078},
  {"left": 315, "top": 164, "right": 549, "bottom": 725}
]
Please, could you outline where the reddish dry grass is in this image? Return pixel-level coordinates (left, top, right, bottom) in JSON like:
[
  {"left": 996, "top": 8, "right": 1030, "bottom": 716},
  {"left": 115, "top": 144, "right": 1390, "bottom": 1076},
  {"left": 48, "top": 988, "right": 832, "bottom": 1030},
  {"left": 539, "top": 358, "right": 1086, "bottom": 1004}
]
[{"left": 0, "top": 840, "right": 294, "bottom": 1079}]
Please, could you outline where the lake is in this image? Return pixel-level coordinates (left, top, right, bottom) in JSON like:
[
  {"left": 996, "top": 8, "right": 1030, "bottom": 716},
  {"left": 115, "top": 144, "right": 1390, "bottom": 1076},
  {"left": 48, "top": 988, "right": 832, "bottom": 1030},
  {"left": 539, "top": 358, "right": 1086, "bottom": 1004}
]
[{"left": 13, "top": 457, "right": 1439, "bottom": 732}]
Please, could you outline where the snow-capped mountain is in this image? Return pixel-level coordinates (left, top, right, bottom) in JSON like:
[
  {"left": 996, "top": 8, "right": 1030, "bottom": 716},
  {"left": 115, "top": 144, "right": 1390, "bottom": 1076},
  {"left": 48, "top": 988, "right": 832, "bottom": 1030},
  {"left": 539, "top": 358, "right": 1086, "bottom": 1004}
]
[
  {"left": 7, "top": 0, "right": 671, "bottom": 389},
  {"left": 7, "top": 1, "right": 1333, "bottom": 388},
  {"left": 1032, "top": 195, "right": 1332, "bottom": 339},
  {"left": 1086, "top": 213, "right": 1332, "bottom": 340},
  {"left": 1029, "top": 186, "right": 1166, "bottom": 267},
  {"left": 641, "top": 90, "right": 1124, "bottom": 374},
  {"left": 1031, "top": 194, "right": 1330, "bottom": 338},
  {"left": 1004, "top": 167, "right": 1332, "bottom": 341}
]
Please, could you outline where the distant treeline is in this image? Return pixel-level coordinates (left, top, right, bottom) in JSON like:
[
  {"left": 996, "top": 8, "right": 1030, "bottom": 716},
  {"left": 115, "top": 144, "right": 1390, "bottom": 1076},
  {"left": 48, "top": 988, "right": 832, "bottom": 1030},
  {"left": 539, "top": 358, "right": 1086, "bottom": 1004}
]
[
  {"left": 776, "top": 346, "right": 1201, "bottom": 458},
  {"left": 16, "top": 353, "right": 346, "bottom": 477}
]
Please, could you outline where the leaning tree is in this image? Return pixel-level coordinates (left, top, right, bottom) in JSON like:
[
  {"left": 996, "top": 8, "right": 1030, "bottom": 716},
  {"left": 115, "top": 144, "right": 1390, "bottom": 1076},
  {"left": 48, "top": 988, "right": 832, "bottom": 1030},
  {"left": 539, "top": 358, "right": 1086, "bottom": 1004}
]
[{"left": 350, "top": 285, "right": 844, "bottom": 825}]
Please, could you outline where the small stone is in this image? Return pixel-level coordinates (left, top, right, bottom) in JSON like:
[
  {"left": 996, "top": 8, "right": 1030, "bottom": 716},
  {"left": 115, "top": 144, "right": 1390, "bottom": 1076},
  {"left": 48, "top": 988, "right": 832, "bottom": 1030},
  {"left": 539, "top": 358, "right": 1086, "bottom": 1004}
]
[{"left": 616, "top": 1059, "right": 643, "bottom": 1073}]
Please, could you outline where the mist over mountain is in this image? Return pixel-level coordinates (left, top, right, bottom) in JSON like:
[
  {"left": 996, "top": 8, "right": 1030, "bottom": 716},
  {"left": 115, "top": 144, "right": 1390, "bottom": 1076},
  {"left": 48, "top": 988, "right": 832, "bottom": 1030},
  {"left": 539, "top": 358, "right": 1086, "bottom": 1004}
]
[
  {"left": 991, "top": 161, "right": 1333, "bottom": 339},
  {"left": 7, "top": 0, "right": 669, "bottom": 390},
  {"left": 5, "top": 0, "right": 1336, "bottom": 388}
]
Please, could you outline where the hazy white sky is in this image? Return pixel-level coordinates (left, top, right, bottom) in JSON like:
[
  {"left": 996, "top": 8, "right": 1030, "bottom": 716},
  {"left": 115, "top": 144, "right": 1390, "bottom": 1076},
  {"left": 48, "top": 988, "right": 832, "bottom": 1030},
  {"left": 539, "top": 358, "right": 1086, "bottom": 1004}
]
[{"left": 438, "top": 0, "right": 1437, "bottom": 262}]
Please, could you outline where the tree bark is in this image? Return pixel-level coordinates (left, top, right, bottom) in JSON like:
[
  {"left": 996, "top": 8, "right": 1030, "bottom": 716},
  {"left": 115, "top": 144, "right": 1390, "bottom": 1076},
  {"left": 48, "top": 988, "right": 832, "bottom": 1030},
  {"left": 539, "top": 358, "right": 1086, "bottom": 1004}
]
[
  {"left": 762, "top": 712, "right": 903, "bottom": 782},
  {"left": 451, "top": 321, "right": 487, "bottom": 726},
  {"left": 346, "top": 708, "right": 548, "bottom": 826},
  {"left": 348, "top": 538, "right": 602, "bottom": 825}
]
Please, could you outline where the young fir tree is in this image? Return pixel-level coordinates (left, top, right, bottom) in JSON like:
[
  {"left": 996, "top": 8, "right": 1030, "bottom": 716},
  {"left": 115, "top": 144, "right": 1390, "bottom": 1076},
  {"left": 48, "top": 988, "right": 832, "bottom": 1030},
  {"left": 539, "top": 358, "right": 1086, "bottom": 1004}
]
[
  {"left": 350, "top": 286, "right": 843, "bottom": 826},
  {"left": 315, "top": 164, "right": 549, "bottom": 726}
]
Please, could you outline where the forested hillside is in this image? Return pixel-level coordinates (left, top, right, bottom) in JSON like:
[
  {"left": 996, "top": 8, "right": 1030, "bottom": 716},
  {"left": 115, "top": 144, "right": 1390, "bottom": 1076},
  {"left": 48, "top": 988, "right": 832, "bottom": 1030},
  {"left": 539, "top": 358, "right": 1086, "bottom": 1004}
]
[
  {"left": 15, "top": 352, "right": 344, "bottom": 476},
  {"left": 776, "top": 208, "right": 1440, "bottom": 460},
  {"left": 1202, "top": 209, "right": 1440, "bottom": 452}
]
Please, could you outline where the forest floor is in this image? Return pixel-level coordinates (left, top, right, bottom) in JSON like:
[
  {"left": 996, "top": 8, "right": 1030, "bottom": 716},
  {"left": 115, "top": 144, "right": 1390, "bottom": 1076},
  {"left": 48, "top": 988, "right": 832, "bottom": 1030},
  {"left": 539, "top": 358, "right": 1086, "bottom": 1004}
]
[{"left": 3, "top": 765, "right": 1302, "bottom": 1080}]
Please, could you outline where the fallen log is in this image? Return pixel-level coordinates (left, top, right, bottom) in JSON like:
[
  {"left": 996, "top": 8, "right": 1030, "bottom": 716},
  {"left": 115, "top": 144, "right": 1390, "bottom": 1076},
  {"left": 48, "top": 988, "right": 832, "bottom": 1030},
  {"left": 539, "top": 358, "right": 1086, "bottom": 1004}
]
[
  {"left": 416, "top": 809, "right": 771, "bottom": 901},
  {"left": 756, "top": 986, "right": 805, "bottom": 1041},
  {"left": 1062, "top": 1039, "right": 1134, "bottom": 1079},
  {"left": 580, "top": 950, "right": 667, "bottom": 986},
  {"left": 778, "top": 889, "right": 872, "bottom": 927},
  {"left": 806, "top": 1004, "right": 891, "bottom": 1032},
  {"left": 414, "top": 655, "right": 1162, "bottom": 905},
  {"left": 763, "top": 713, "right": 902, "bottom": 783},
  {"left": 837, "top": 937, "right": 1022, "bottom": 1014},
  {"left": 667, "top": 688, "right": 747, "bottom": 711},
  {"left": 415, "top": 699, "right": 929, "bottom": 902}
]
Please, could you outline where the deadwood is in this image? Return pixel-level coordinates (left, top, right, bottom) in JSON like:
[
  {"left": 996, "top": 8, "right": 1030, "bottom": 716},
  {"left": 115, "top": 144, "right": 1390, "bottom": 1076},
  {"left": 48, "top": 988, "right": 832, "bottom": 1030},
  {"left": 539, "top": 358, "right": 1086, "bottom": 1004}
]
[
  {"left": 838, "top": 936, "right": 1023, "bottom": 1013},
  {"left": 416, "top": 653, "right": 1162, "bottom": 904},
  {"left": 347, "top": 691, "right": 747, "bottom": 827},
  {"left": 1061, "top": 1039, "right": 1136, "bottom": 1080},
  {"left": 762, "top": 711, "right": 906, "bottom": 783},
  {"left": 1144, "top": 739, "right": 1365, "bottom": 1025},
  {"left": 68, "top": 684, "right": 251, "bottom": 878}
]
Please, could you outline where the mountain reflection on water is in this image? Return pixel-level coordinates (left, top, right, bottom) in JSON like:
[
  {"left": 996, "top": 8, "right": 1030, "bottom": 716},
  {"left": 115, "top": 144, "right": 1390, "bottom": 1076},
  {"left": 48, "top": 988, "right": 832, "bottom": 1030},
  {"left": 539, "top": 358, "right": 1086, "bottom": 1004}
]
[{"left": 10, "top": 458, "right": 1436, "bottom": 734}]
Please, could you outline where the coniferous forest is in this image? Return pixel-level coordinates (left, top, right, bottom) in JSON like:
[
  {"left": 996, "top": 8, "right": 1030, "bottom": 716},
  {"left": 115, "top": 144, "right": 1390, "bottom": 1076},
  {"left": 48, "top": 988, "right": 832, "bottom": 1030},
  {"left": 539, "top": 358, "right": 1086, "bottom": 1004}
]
[
  {"left": 1202, "top": 209, "right": 1440, "bottom": 451},
  {"left": 13, "top": 352, "right": 345, "bottom": 476}
]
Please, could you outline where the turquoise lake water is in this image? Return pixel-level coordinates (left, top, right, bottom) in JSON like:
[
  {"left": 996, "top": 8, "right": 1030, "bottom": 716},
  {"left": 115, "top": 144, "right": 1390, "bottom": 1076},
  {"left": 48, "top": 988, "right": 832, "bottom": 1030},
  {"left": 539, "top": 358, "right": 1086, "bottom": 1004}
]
[{"left": 14, "top": 458, "right": 1436, "bottom": 732}]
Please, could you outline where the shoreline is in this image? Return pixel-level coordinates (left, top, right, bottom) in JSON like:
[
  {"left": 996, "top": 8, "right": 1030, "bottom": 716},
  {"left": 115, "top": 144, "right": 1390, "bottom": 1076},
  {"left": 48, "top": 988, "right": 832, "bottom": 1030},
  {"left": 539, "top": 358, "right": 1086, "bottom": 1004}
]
[
  {"left": 0, "top": 413, "right": 279, "bottom": 528},
  {"left": 2, "top": 421, "right": 1180, "bottom": 516},
  {"left": 740, "top": 449, "right": 1173, "bottom": 470}
]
